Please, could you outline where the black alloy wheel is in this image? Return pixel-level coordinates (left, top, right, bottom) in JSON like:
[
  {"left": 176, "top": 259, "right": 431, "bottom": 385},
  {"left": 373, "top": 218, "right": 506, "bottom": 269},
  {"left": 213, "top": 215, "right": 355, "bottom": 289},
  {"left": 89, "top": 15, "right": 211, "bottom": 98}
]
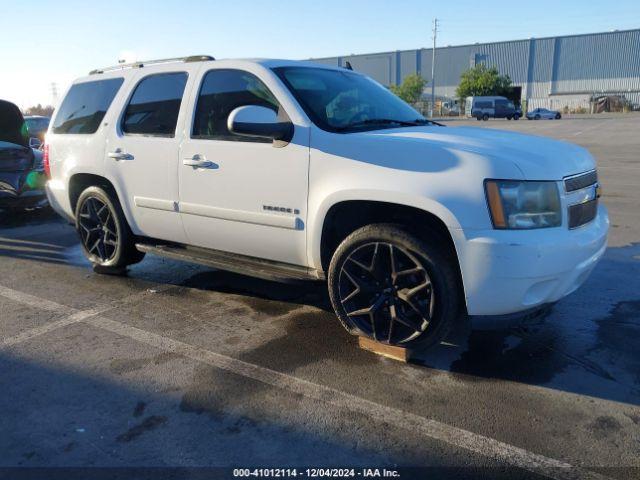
[
  {"left": 75, "top": 186, "right": 144, "bottom": 273},
  {"left": 337, "top": 241, "right": 435, "bottom": 344},
  {"left": 78, "top": 196, "right": 119, "bottom": 263}
]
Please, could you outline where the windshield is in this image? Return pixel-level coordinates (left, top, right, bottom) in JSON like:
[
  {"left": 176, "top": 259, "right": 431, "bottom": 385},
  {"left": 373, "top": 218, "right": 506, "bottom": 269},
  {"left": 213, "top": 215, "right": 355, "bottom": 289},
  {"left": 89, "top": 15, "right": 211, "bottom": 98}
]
[
  {"left": 273, "top": 66, "right": 432, "bottom": 133},
  {"left": 25, "top": 117, "right": 50, "bottom": 133}
]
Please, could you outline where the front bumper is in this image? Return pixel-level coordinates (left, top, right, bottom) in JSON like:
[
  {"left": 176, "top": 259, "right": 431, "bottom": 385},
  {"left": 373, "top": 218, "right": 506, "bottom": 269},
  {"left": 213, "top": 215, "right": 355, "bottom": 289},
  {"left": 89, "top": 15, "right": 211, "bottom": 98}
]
[
  {"left": 0, "top": 189, "right": 48, "bottom": 209},
  {"left": 451, "top": 203, "right": 609, "bottom": 317},
  {"left": 0, "top": 170, "right": 48, "bottom": 209}
]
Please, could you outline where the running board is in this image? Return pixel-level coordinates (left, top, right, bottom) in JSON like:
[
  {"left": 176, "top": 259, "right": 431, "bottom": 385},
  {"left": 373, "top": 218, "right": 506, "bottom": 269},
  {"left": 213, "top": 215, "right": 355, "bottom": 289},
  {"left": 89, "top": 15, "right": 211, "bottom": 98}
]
[{"left": 135, "top": 242, "right": 325, "bottom": 283}]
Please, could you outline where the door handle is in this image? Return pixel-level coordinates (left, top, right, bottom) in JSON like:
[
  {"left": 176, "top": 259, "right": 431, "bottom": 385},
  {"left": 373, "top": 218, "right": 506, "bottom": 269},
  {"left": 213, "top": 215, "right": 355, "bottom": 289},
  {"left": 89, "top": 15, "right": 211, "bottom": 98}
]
[
  {"left": 108, "top": 149, "right": 134, "bottom": 161},
  {"left": 183, "top": 155, "right": 217, "bottom": 169}
]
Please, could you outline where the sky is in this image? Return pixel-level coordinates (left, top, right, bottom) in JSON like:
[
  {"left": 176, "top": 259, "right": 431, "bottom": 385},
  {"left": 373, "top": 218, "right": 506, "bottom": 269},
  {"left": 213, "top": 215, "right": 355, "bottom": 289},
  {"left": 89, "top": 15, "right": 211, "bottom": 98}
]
[{"left": 1, "top": 0, "right": 639, "bottom": 109}]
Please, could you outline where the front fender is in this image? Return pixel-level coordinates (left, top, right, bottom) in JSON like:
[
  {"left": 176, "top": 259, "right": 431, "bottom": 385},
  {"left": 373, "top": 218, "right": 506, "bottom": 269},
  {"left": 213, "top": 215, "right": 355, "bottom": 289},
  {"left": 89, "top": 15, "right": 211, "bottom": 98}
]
[{"left": 307, "top": 189, "right": 462, "bottom": 270}]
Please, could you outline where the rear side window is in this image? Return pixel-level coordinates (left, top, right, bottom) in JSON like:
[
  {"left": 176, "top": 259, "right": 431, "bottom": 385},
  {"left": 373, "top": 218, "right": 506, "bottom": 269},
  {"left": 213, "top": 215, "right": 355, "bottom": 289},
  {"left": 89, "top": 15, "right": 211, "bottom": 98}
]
[
  {"left": 192, "top": 69, "right": 279, "bottom": 142},
  {"left": 52, "top": 78, "right": 123, "bottom": 134},
  {"left": 122, "top": 72, "right": 188, "bottom": 136}
]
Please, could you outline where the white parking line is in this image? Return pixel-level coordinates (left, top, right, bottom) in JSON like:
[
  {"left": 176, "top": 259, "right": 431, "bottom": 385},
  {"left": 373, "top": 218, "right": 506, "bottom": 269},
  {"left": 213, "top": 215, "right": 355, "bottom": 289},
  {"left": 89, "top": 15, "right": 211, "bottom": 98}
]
[
  {"left": 0, "top": 284, "right": 173, "bottom": 349},
  {"left": 0, "top": 284, "right": 612, "bottom": 480}
]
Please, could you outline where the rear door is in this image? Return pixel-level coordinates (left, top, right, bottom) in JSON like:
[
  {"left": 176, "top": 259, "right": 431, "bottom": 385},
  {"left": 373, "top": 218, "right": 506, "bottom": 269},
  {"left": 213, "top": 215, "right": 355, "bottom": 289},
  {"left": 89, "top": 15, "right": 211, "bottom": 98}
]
[{"left": 103, "top": 64, "right": 200, "bottom": 243}]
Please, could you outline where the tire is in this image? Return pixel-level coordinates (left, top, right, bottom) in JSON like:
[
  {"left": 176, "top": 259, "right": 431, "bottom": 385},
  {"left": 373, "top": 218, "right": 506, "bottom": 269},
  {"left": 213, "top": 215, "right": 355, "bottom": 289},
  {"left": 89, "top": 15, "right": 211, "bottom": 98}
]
[
  {"left": 75, "top": 186, "right": 144, "bottom": 274},
  {"left": 555, "top": 113, "right": 561, "bottom": 119},
  {"left": 482, "top": 114, "right": 489, "bottom": 121},
  {"left": 507, "top": 116, "right": 512, "bottom": 120},
  {"left": 475, "top": 116, "right": 481, "bottom": 121},
  {"left": 513, "top": 113, "right": 520, "bottom": 120},
  {"left": 327, "top": 224, "right": 462, "bottom": 349}
]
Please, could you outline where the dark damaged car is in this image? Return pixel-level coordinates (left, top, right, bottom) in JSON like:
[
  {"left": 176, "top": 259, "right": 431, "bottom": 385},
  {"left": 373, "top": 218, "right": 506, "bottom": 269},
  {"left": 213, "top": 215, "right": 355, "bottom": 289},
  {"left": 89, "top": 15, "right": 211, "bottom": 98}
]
[{"left": 0, "top": 100, "right": 48, "bottom": 212}]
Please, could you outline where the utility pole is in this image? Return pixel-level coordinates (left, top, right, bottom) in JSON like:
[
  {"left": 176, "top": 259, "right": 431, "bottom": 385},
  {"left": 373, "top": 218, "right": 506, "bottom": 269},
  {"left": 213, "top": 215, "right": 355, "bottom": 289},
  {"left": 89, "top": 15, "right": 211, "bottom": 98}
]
[
  {"left": 50, "top": 82, "right": 58, "bottom": 106},
  {"left": 430, "top": 18, "right": 438, "bottom": 118}
]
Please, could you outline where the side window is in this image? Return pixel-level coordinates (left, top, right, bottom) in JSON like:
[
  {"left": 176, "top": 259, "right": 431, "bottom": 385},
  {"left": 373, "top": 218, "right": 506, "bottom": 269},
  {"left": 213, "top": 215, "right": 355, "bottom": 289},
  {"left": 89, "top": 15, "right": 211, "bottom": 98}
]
[
  {"left": 52, "top": 78, "right": 124, "bottom": 134},
  {"left": 122, "top": 72, "right": 188, "bottom": 136},
  {"left": 495, "top": 99, "right": 508, "bottom": 108},
  {"left": 192, "top": 69, "right": 279, "bottom": 142}
]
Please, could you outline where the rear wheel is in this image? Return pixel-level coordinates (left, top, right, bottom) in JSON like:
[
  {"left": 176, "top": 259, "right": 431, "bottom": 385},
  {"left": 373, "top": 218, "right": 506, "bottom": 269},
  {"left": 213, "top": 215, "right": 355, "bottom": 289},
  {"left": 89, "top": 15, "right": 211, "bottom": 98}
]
[
  {"left": 555, "top": 113, "right": 561, "bottom": 119},
  {"left": 328, "top": 224, "right": 461, "bottom": 349},
  {"left": 75, "top": 186, "right": 144, "bottom": 274},
  {"left": 482, "top": 114, "right": 489, "bottom": 121}
]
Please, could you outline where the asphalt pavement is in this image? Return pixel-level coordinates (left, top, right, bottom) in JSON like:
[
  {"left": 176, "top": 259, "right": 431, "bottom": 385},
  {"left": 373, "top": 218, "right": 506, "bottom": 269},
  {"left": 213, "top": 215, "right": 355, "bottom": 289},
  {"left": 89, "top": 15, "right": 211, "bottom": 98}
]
[{"left": 1, "top": 114, "right": 638, "bottom": 480}]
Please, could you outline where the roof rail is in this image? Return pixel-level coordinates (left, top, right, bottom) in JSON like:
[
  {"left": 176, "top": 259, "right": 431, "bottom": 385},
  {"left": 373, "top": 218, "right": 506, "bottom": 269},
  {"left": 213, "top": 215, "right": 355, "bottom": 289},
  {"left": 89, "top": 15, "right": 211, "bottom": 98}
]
[{"left": 89, "top": 55, "right": 214, "bottom": 75}]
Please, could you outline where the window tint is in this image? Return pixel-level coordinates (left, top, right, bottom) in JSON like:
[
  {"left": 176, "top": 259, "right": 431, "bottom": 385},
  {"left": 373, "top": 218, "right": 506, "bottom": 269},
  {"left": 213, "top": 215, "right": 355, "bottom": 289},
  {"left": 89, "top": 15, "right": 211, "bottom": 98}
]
[
  {"left": 122, "top": 72, "right": 188, "bottom": 136},
  {"left": 53, "top": 78, "right": 123, "bottom": 134},
  {"left": 475, "top": 101, "right": 492, "bottom": 109},
  {"left": 192, "top": 69, "right": 279, "bottom": 141},
  {"left": 495, "top": 99, "right": 508, "bottom": 107}
]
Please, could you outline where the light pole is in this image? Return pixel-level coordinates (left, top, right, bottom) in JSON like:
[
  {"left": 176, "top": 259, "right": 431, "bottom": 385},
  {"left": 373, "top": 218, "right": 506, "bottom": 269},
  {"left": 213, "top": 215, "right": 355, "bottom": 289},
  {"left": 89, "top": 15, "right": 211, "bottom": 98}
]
[{"left": 430, "top": 18, "right": 438, "bottom": 118}]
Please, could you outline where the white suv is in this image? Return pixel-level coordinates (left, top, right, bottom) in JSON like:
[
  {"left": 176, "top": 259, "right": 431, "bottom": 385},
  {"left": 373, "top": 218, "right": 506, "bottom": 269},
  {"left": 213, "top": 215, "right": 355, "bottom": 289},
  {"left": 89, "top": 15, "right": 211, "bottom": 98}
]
[{"left": 45, "top": 56, "right": 609, "bottom": 348}]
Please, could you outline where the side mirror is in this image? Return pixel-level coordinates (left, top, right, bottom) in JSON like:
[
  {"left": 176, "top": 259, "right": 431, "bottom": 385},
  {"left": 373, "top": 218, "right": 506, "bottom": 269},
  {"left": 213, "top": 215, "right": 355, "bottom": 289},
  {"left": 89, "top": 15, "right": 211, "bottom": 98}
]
[
  {"left": 227, "top": 105, "right": 293, "bottom": 143},
  {"left": 29, "top": 137, "right": 42, "bottom": 149}
]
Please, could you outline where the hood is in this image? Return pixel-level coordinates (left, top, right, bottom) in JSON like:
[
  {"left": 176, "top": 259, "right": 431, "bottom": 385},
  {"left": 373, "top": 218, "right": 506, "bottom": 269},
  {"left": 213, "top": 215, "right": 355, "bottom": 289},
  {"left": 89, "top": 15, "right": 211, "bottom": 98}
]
[
  {"left": 357, "top": 125, "right": 595, "bottom": 180},
  {"left": 0, "top": 100, "right": 28, "bottom": 148}
]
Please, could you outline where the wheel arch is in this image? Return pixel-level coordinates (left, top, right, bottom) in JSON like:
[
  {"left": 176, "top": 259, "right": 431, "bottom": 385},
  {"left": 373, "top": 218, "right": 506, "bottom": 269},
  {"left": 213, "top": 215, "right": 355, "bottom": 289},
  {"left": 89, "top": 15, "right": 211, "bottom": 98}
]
[
  {"left": 314, "top": 196, "right": 462, "bottom": 279},
  {"left": 67, "top": 173, "right": 137, "bottom": 233},
  {"left": 68, "top": 173, "right": 118, "bottom": 214}
]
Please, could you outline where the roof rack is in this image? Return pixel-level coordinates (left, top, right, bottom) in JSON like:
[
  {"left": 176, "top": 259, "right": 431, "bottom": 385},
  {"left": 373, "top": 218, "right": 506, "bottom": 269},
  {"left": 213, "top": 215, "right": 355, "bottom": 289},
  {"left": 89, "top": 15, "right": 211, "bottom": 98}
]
[{"left": 89, "top": 55, "right": 214, "bottom": 75}]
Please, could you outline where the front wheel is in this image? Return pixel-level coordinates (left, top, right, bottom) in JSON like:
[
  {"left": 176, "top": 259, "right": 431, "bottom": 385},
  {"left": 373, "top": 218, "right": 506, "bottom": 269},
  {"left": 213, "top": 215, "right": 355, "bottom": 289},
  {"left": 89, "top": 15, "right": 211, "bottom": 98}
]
[
  {"left": 328, "top": 224, "right": 462, "bottom": 349},
  {"left": 75, "top": 186, "right": 144, "bottom": 274}
]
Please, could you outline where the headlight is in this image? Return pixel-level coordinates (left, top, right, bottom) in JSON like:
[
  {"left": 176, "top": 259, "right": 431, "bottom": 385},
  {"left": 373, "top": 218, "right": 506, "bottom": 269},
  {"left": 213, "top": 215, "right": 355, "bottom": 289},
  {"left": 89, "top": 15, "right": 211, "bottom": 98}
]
[{"left": 485, "top": 180, "right": 561, "bottom": 229}]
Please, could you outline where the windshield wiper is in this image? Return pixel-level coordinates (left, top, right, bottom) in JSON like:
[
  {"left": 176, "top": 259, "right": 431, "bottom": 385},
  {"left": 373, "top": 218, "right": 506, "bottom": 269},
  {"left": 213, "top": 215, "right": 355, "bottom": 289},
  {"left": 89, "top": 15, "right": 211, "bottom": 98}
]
[
  {"left": 337, "top": 118, "right": 442, "bottom": 131},
  {"left": 413, "top": 118, "right": 445, "bottom": 127},
  {"left": 336, "top": 118, "right": 419, "bottom": 130}
]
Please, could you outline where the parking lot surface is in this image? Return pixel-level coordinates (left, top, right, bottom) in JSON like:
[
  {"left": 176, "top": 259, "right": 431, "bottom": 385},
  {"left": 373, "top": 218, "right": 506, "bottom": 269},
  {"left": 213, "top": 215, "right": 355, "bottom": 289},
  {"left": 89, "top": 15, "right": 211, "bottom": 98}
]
[{"left": 1, "top": 114, "right": 639, "bottom": 479}]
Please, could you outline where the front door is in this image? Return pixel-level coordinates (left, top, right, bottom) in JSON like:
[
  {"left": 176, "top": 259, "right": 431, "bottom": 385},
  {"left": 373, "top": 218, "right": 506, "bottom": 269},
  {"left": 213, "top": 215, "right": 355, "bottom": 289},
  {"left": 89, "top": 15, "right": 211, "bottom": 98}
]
[
  {"left": 104, "top": 65, "right": 199, "bottom": 243},
  {"left": 178, "top": 68, "right": 309, "bottom": 266}
]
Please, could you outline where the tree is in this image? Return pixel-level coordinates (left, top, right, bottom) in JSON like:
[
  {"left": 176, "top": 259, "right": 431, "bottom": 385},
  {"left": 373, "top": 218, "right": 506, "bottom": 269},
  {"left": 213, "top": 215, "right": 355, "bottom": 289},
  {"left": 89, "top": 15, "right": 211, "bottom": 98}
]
[
  {"left": 455, "top": 64, "right": 513, "bottom": 100},
  {"left": 390, "top": 74, "right": 427, "bottom": 105},
  {"left": 24, "top": 104, "right": 55, "bottom": 117}
]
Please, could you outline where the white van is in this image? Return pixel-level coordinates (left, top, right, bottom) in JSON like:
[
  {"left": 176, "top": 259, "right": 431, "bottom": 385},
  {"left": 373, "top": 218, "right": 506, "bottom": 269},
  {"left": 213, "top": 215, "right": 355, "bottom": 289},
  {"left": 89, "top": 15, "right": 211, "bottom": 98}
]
[
  {"left": 465, "top": 96, "right": 520, "bottom": 121},
  {"left": 44, "top": 56, "right": 607, "bottom": 349}
]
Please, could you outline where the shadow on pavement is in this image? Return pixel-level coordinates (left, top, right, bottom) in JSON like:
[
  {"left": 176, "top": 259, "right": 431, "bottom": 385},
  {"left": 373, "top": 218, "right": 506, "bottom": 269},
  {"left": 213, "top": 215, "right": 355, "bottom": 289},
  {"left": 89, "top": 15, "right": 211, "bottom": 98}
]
[{"left": 1, "top": 212, "right": 639, "bottom": 406}]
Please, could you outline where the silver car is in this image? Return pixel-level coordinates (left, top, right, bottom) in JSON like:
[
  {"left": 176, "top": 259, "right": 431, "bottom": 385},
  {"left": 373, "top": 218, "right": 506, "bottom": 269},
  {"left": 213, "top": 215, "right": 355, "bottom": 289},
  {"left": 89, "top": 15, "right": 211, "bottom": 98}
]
[{"left": 526, "top": 108, "right": 562, "bottom": 120}]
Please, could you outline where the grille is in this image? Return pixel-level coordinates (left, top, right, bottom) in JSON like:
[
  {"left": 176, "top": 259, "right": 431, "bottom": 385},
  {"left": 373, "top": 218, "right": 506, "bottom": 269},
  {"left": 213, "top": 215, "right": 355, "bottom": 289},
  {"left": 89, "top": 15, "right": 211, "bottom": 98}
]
[
  {"left": 569, "top": 199, "right": 598, "bottom": 229},
  {"left": 565, "top": 170, "right": 598, "bottom": 192}
]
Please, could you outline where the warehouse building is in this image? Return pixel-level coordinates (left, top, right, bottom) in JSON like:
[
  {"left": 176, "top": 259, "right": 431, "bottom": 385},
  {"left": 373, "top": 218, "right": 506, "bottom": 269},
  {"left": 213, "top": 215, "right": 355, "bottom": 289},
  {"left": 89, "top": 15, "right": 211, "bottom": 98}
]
[{"left": 313, "top": 28, "right": 640, "bottom": 112}]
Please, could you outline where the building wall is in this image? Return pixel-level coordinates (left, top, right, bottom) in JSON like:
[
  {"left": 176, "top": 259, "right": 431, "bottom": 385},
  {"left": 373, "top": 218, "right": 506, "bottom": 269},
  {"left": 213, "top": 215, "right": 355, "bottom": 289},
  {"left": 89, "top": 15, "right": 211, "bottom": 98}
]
[{"left": 312, "top": 29, "right": 640, "bottom": 110}]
